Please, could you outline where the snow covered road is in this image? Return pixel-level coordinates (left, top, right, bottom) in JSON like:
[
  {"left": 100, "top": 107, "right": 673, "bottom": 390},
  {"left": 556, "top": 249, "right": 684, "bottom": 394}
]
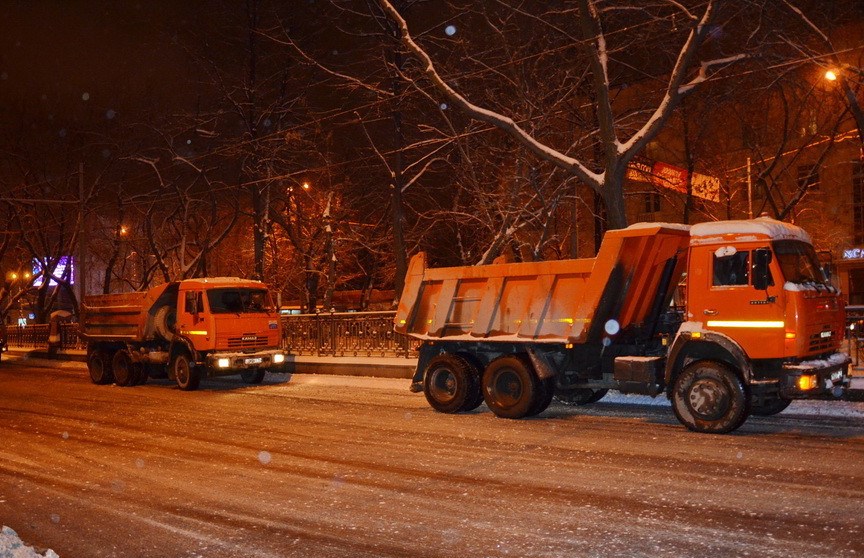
[{"left": 1, "top": 356, "right": 862, "bottom": 557}]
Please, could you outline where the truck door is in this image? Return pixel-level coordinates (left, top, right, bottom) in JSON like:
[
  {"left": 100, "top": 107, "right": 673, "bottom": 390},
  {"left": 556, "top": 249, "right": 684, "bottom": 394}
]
[
  {"left": 176, "top": 290, "right": 207, "bottom": 340},
  {"left": 689, "top": 244, "right": 784, "bottom": 359}
]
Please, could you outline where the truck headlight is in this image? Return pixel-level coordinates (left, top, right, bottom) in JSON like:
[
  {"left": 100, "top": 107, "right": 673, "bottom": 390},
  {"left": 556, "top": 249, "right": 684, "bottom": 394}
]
[
  {"left": 797, "top": 374, "right": 817, "bottom": 391},
  {"left": 273, "top": 353, "right": 285, "bottom": 364},
  {"left": 217, "top": 358, "right": 231, "bottom": 369}
]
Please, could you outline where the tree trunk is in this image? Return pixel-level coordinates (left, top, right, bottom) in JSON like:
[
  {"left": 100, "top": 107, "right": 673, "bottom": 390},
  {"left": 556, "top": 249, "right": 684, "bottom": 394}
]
[{"left": 390, "top": 42, "right": 408, "bottom": 297}]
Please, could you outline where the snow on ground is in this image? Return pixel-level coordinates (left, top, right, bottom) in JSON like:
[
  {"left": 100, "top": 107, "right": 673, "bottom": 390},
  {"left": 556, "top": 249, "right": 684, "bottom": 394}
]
[
  {"left": 1, "top": 354, "right": 861, "bottom": 558},
  {"left": 0, "top": 527, "right": 58, "bottom": 558},
  {"left": 600, "top": 390, "right": 864, "bottom": 418}
]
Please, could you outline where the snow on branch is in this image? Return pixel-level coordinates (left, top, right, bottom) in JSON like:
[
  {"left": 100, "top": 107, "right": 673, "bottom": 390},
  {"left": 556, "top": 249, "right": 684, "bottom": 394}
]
[
  {"left": 781, "top": 0, "right": 830, "bottom": 43},
  {"left": 375, "top": 0, "right": 602, "bottom": 187},
  {"left": 678, "top": 54, "right": 749, "bottom": 95},
  {"left": 616, "top": 0, "right": 723, "bottom": 157}
]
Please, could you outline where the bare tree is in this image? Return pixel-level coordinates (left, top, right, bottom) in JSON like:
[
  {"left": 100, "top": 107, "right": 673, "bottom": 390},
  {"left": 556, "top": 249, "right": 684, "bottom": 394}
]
[
  {"left": 373, "top": 0, "right": 761, "bottom": 229},
  {"left": 782, "top": 1, "right": 864, "bottom": 150},
  {"left": 130, "top": 152, "right": 239, "bottom": 281}
]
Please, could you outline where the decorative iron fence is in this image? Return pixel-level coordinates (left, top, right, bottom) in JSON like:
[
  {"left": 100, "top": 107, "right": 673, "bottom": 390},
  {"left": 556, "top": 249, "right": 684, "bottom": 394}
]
[
  {"left": 4, "top": 323, "right": 86, "bottom": 350},
  {"left": 282, "top": 311, "right": 418, "bottom": 358},
  {"left": 6, "top": 323, "right": 49, "bottom": 348},
  {"left": 4, "top": 311, "right": 417, "bottom": 358}
]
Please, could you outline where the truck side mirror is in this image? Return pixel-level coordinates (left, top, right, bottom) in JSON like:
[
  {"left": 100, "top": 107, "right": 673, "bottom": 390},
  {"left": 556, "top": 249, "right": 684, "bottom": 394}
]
[{"left": 753, "top": 248, "right": 772, "bottom": 291}]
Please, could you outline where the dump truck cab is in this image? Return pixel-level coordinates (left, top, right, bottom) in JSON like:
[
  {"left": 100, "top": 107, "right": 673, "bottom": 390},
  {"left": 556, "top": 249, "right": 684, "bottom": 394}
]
[
  {"left": 671, "top": 218, "right": 848, "bottom": 413},
  {"left": 174, "top": 278, "right": 282, "bottom": 358}
]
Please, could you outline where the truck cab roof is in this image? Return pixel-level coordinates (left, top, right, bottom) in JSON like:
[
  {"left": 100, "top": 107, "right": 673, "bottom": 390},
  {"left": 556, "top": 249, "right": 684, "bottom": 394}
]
[{"left": 689, "top": 217, "right": 811, "bottom": 245}]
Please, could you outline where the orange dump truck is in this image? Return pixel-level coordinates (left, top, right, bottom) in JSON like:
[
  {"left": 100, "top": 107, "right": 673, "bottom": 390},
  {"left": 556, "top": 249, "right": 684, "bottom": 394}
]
[
  {"left": 80, "top": 277, "right": 286, "bottom": 390},
  {"left": 395, "top": 217, "right": 849, "bottom": 433}
]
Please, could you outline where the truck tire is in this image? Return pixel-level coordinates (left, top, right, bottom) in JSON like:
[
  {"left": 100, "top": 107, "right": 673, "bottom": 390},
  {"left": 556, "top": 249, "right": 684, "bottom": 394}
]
[
  {"left": 112, "top": 351, "right": 136, "bottom": 387},
  {"left": 133, "top": 362, "right": 148, "bottom": 386},
  {"left": 672, "top": 360, "right": 749, "bottom": 434},
  {"left": 172, "top": 352, "right": 201, "bottom": 391},
  {"left": 528, "top": 376, "right": 556, "bottom": 417},
  {"left": 455, "top": 352, "right": 485, "bottom": 412},
  {"left": 423, "top": 354, "right": 480, "bottom": 413},
  {"left": 482, "top": 355, "right": 539, "bottom": 419},
  {"left": 750, "top": 396, "right": 791, "bottom": 416},
  {"left": 554, "top": 388, "right": 609, "bottom": 406},
  {"left": 88, "top": 351, "right": 114, "bottom": 385},
  {"left": 241, "top": 369, "right": 266, "bottom": 384}
]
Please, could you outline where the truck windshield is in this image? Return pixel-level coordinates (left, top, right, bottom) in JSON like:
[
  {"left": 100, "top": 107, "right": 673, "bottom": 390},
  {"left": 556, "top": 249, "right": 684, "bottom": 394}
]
[
  {"left": 773, "top": 240, "right": 829, "bottom": 288},
  {"left": 207, "top": 288, "right": 274, "bottom": 314}
]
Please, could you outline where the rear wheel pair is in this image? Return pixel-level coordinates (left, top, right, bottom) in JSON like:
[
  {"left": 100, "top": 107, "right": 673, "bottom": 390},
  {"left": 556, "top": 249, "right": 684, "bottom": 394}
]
[
  {"left": 423, "top": 353, "right": 554, "bottom": 419},
  {"left": 88, "top": 350, "right": 148, "bottom": 386}
]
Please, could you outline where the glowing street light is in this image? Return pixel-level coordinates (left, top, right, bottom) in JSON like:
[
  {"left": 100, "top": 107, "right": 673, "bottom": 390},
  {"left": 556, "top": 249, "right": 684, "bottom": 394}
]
[{"left": 825, "top": 69, "right": 838, "bottom": 81}]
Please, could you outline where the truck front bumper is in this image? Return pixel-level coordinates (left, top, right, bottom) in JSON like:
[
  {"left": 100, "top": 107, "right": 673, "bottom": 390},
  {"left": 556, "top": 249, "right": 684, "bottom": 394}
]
[
  {"left": 205, "top": 350, "right": 287, "bottom": 375},
  {"left": 780, "top": 352, "right": 850, "bottom": 400}
]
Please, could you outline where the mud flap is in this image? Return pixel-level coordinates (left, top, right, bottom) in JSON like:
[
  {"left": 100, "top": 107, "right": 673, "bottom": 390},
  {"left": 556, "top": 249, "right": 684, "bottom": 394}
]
[
  {"left": 526, "top": 347, "right": 556, "bottom": 380},
  {"left": 409, "top": 344, "right": 436, "bottom": 392}
]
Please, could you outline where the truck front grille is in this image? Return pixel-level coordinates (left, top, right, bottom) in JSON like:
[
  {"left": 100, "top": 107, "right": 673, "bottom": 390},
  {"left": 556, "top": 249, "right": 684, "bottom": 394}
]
[
  {"left": 224, "top": 333, "right": 270, "bottom": 349},
  {"left": 808, "top": 327, "right": 836, "bottom": 353}
]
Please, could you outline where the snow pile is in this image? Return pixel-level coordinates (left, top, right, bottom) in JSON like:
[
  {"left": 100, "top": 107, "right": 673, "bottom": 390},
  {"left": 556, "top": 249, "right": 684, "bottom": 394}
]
[
  {"left": 0, "top": 527, "right": 58, "bottom": 558},
  {"left": 690, "top": 216, "right": 811, "bottom": 244}
]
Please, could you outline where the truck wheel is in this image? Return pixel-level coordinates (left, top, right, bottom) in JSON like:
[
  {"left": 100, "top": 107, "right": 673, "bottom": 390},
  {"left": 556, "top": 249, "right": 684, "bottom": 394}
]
[
  {"left": 482, "top": 355, "right": 538, "bottom": 419},
  {"left": 132, "top": 362, "right": 148, "bottom": 385},
  {"left": 554, "top": 388, "right": 609, "bottom": 406},
  {"left": 423, "top": 354, "right": 480, "bottom": 413},
  {"left": 455, "top": 353, "right": 485, "bottom": 412},
  {"left": 172, "top": 353, "right": 201, "bottom": 391},
  {"left": 88, "top": 351, "right": 114, "bottom": 385},
  {"left": 112, "top": 351, "right": 136, "bottom": 387},
  {"left": 528, "top": 376, "right": 556, "bottom": 417},
  {"left": 241, "top": 369, "right": 266, "bottom": 384},
  {"left": 672, "top": 360, "right": 749, "bottom": 434},
  {"left": 750, "top": 396, "right": 791, "bottom": 416}
]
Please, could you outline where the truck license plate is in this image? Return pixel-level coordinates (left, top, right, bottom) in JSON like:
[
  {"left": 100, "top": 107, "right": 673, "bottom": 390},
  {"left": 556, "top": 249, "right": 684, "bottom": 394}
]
[
  {"left": 245, "top": 357, "right": 263, "bottom": 365},
  {"left": 820, "top": 330, "right": 831, "bottom": 338}
]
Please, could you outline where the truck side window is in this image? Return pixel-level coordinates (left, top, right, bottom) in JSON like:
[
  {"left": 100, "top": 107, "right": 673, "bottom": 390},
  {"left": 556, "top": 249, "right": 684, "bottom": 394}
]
[
  {"left": 184, "top": 291, "right": 203, "bottom": 313},
  {"left": 713, "top": 251, "right": 750, "bottom": 286}
]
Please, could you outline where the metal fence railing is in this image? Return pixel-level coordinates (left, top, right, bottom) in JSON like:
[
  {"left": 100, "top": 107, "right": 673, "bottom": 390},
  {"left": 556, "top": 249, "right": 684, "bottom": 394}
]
[
  {"left": 281, "top": 311, "right": 418, "bottom": 358},
  {"left": 4, "top": 311, "right": 417, "bottom": 359}
]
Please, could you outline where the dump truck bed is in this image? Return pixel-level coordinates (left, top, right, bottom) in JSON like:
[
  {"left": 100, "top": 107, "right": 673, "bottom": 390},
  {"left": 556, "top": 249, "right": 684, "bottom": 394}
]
[
  {"left": 80, "top": 292, "right": 150, "bottom": 341},
  {"left": 81, "top": 282, "right": 177, "bottom": 343},
  {"left": 395, "top": 224, "right": 690, "bottom": 344}
]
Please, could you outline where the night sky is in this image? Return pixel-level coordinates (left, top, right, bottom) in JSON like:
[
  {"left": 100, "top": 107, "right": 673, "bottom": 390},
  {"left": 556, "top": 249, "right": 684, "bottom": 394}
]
[{"left": 0, "top": 2, "right": 202, "bottom": 133}]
